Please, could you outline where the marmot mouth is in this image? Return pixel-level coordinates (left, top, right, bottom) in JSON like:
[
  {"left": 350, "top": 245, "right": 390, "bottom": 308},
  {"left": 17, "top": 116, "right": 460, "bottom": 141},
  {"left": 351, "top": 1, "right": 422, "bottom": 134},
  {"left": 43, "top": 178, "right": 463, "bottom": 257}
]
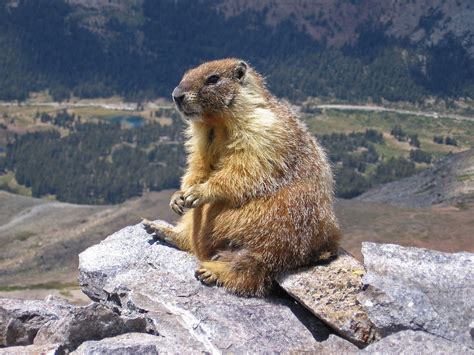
[
  {"left": 174, "top": 104, "right": 198, "bottom": 117},
  {"left": 182, "top": 109, "right": 200, "bottom": 117},
  {"left": 178, "top": 108, "right": 201, "bottom": 120}
]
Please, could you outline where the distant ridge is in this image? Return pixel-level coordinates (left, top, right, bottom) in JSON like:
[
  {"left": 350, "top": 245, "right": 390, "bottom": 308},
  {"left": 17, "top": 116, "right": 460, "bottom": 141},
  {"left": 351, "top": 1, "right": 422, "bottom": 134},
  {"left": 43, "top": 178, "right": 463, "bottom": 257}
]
[
  {"left": 356, "top": 149, "right": 474, "bottom": 208},
  {"left": 1, "top": 0, "right": 473, "bottom": 101}
]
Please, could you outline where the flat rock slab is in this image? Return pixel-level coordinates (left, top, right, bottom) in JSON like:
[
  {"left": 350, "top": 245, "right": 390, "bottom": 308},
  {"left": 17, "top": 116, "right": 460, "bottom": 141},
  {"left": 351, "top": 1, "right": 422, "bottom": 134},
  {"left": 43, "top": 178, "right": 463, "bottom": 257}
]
[
  {"left": 362, "top": 330, "right": 473, "bottom": 354},
  {"left": 359, "top": 242, "right": 474, "bottom": 349},
  {"left": 277, "top": 249, "right": 380, "bottom": 346},
  {"left": 78, "top": 222, "right": 342, "bottom": 353}
]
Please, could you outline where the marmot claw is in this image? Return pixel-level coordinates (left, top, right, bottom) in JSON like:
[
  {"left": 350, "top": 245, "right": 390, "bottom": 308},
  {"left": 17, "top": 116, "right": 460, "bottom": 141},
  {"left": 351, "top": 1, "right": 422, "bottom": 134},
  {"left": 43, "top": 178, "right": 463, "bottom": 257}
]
[
  {"left": 169, "top": 191, "right": 185, "bottom": 215},
  {"left": 182, "top": 185, "right": 205, "bottom": 208},
  {"left": 195, "top": 267, "right": 219, "bottom": 286}
]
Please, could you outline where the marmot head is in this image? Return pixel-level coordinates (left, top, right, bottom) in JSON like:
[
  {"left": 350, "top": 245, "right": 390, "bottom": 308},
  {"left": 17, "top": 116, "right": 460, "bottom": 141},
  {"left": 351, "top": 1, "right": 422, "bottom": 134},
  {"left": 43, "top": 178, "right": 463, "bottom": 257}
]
[{"left": 172, "top": 58, "right": 266, "bottom": 121}]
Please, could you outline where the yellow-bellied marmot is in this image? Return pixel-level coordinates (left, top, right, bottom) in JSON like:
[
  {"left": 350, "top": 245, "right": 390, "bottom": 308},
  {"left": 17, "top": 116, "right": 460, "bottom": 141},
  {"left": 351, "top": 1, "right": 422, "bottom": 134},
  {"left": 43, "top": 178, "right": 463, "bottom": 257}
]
[{"left": 144, "top": 58, "right": 340, "bottom": 296}]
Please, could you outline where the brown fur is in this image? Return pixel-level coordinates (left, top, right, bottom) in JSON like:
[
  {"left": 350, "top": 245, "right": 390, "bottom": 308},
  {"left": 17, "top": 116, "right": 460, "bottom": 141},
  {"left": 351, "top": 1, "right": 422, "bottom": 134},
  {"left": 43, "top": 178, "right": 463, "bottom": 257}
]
[{"left": 144, "top": 58, "right": 340, "bottom": 296}]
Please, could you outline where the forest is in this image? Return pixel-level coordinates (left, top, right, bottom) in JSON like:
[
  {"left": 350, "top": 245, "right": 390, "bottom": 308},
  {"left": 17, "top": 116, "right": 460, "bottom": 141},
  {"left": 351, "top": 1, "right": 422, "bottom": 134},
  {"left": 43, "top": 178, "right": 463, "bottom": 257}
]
[
  {"left": 4, "top": 114, "right": 185, "bottom": 204},
  {"left": 1, "top": 112, "right": 428, "bottom": 203},
  {"left": 0, "top": 0, "right": 472, "bottom": 103}
]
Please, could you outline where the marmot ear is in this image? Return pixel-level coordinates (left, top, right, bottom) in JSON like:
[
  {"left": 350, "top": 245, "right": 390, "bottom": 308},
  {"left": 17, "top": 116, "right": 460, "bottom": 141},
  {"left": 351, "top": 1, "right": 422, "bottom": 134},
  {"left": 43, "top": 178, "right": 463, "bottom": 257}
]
[{"left": 234, "top": 61, "right": 248, "bottom": 81}]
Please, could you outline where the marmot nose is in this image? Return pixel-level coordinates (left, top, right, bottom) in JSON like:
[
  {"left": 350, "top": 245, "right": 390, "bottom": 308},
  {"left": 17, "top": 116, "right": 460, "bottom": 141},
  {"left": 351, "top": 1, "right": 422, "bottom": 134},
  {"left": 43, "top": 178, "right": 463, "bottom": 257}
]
[{"left": 172, "top": 87, "right": 185, "bottom": 106}]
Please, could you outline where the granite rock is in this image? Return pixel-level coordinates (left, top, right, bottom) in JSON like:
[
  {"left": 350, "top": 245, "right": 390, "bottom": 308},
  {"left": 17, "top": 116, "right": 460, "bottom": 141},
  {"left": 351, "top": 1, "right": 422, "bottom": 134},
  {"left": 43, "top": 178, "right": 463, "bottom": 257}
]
[
  {"left": 0, "top": 297, "right": 67, "bottom": 347},
  {"left": 78, "top": 221, "right": 342, "bottom": 353},
  {"left": 73, "top": 332, "right": 360, "bottom": 355},
  {"left": 0, "top": 343, "right": 64, "bottom": 355},
  {"left": 34, "top": 302, "right": 148, "bottom": 351},
  {"left": 0, "top": 296, "right": 147, "bottom": 351},
  {"left": 278, "top": 249, "right": 380, "bottom": 346},
  {"left": 359, "top": 242, "right": 474, "bottom": 349},
  {"left": 362, "top": 330, "right": 473, "bottom": 354},
  {"left": 316, "top": 334, "right": 360, "bottom": 354},
  {"left": 73, "top": 332, "right": 195, "bottom": 355}
]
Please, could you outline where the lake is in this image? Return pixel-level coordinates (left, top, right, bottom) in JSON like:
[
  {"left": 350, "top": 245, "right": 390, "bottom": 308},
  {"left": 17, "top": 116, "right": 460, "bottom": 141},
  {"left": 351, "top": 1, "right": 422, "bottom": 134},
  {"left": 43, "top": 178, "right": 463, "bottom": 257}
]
[{"left": 108, "top": 115, "right": 145, "bottom": 127}]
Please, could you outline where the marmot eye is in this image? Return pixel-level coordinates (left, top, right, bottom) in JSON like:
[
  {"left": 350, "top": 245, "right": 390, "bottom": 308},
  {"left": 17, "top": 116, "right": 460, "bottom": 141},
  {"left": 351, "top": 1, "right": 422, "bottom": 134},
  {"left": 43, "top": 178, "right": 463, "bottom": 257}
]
[{"left": 205, "top": 75, "right": 220, "bottom": 85}]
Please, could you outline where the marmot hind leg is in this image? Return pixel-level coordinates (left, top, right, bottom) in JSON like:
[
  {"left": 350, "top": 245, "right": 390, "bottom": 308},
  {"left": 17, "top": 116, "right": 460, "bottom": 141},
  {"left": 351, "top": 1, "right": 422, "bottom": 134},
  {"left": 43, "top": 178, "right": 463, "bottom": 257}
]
[
  {"left": 195, "top": 251, "right": 273, "bottom": 296},
  {"left": 142, "top": 217, "right": 192, "bottom": 252}
]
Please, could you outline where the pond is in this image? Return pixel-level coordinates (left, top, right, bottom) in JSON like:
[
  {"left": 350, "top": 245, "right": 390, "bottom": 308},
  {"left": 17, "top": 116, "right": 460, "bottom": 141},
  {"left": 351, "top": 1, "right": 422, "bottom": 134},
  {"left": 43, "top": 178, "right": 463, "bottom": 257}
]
[{"left": 108, "top": 115, "right": 145, "bottom": 127}]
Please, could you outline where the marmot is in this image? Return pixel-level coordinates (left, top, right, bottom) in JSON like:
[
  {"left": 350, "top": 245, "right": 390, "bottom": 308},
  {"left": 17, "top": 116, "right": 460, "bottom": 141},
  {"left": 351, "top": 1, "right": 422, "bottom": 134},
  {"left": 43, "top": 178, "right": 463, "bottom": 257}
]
[{"left": 143, "top": 58, "right": 340, "bottom": 296}]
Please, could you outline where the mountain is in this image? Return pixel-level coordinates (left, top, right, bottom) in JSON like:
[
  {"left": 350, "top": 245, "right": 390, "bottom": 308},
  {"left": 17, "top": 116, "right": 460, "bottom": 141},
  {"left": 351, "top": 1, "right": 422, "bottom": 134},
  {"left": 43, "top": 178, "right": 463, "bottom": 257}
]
[
  {"left": 2, "top": 186, "right": 473, "bottom": 293},
  {"left": 356, "top": 149, "right": 474, "bottom": 207},
  {"left": 0, "top": 189, "right": 178, "bottom": 288},
  {"left": 0, "top": 0, "right": 473, "bottom": 102}
]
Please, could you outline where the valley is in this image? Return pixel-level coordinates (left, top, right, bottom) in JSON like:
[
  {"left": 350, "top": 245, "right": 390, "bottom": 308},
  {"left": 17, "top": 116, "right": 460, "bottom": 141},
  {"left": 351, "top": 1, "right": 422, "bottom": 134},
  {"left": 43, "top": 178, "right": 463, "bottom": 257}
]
[
  {"left": 1, "top": 98, "right": 473, "bottom": 303},
  {"left": 1, "top": 185, "right": 472, "bottom": 304}
]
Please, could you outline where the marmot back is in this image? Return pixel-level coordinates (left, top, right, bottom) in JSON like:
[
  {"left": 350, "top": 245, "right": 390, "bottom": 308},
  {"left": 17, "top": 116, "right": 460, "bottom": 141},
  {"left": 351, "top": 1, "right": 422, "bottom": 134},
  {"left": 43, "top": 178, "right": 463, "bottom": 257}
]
[{"left": 144, "top": 58, "right": 340, "bottom": 296}]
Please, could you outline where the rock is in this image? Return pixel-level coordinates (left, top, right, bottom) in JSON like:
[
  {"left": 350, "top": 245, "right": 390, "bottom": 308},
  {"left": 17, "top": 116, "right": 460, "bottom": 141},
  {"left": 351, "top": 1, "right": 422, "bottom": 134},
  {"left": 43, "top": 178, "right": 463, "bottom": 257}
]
[
  {"left": 73, "top": 333, "right": 187, "bottom": 354},
  {"left": 34, "top": 302, "right": 148, "bottom": 351},
  {"left": 362, "top": 330, "right": 473, "bottom": 354},
  {"left": 0, "top": 297, "right": 148, "bottom": 351},
  {"left": 0, "top": 343, "right": 64, "bottom": 355},
  {"left": 277, "top": 249, "right": 380, "bottom": 346},
  {"left": 315, "top": 334, "right": 360, "bottom": 354},
  {"left": 78, "top": 222, "right": 347, "bottom": 353},
  {"left": 73, "top": 333, "right": 360, "bottom": 355},
  {"left": 359, "top": 242, "right": 474, "bottom": 349},
  {"left": 0, "top": 307, "right": 10, "bottom": 346},
  {"left": 0, "top": 298, "right": 66, "bottom": 347}
]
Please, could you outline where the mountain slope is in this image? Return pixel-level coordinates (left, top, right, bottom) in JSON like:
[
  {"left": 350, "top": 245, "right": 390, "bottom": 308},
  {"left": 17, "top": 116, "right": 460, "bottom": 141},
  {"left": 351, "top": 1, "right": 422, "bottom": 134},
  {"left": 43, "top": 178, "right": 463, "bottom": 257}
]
[
  {"left": 0, "top": 189, "right": 177, "bottom": 287},
  {"left": 218, "top": 0, "right": 474, "bottom": 53},
  {"left": 356, "top": 149, "right": 474, "bottom": 207},
  {"left": 0, "top": 0, "right": 472, "bottom": 101},
  {"left": 2, "top": 187, "right": 474, "bottom": 290}
]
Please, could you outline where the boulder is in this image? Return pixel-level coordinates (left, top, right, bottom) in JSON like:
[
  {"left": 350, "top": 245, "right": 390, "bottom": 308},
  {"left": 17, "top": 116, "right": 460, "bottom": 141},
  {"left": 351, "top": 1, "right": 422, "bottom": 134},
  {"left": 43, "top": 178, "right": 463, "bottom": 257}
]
[
  {"left": 0, "top": 296, "right": 147, "bottom": 351},
  {"left": 362, "top": 330, "right": 473, "bottom": 354},
  {"left": 0, "top": 297, "right": 67, "bottom": 347},
  {"left": 359, "top": 242, "right": 474, "bottom": 349},
  {"left": 73, "top": 332, "right": 360, "bottom": 355},
  {"left": 72, "top": 332, "right": 201, "bottom": 355},
  {"left": 0, "top": 343, "right": 64, "bottom": 355},
  {"left": 78, "top": 222, "right": 350, "bottom": 353},
  {"left": 34, "top": 302, "right": 148, "bottom": 351},
  {"left": 277, "top": 249, "right": 380, "bottom": 346}
]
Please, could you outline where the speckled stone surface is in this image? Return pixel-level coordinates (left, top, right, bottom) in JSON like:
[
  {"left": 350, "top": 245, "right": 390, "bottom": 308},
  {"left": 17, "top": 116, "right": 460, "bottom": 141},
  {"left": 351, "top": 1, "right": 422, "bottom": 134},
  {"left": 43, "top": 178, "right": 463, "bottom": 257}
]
[
  {"left": 359, "top": 242, "right": 474, "bottom": 349},
  {"left": 0, "top": 296, "right": 146, "bottom": 351},
  {"left": 72, "top": 333, "right": 178, "bottom": 355},
  {"left": 0, "top": 343, "right": 64, "bottom": 355},
  {"left": 277, "top": 249, "right": 380, "bottom": 346},
  {"left": 78, "top": 221, "right": 347, "bottom": 353},
  {"left": 362, "top": 330, "right": 473, "bottom": 354}
]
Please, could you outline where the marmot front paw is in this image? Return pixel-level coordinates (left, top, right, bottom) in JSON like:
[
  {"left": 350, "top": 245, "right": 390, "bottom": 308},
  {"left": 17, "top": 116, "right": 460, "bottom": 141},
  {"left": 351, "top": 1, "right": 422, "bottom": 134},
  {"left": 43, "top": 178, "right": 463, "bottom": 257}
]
[
  {"left": 169, "top": 190, "right": 185, "bottom": 215},
  {"left": 195, "top": 267, "right": 219, "bottom": 286},
  {"left": 182, "top": 184, "right": 208, "bottom": 208}
]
